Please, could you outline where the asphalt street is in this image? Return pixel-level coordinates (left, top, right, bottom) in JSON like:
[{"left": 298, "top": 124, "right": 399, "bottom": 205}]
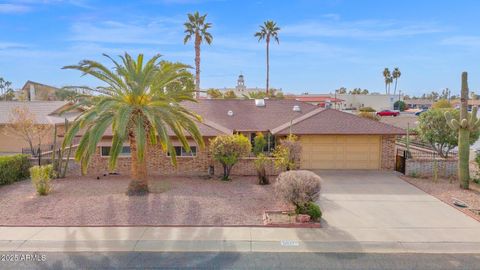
[{"left": 1, "top": 252, "right": 480, "bottom": 270}]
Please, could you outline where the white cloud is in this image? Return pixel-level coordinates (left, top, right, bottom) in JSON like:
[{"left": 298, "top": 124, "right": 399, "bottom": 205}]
[
  {"left": 441, "top": 36, "right": 480, "bottom": 48},
  {"left": 69, "top": 18, "right": 183, "bottom": 44},
  {"left": 0, "top": 4, "right": 31, "bottom": 13},
  {"left": 0, "top": 42, "right": 28, "bottom": 50},
  {"left": 282, "top": 19, "right": 444, "bottom": 39}
]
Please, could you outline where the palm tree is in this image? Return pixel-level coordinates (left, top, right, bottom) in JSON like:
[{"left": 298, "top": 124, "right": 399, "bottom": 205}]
[
  {"left": 184, "top": 11, "right": 213, "bottom": 99},
  {"left": 62, "top": 53, "right": 204, "bottom": 195},
  {"left": 392, "top": 67, "right": 401, "bottom": 95},
  {"left": 255, "top": 20, "right": 280, "bottom": 95},
  {"left": 383, "top": 68, "right": 391, "bottom": 94}
]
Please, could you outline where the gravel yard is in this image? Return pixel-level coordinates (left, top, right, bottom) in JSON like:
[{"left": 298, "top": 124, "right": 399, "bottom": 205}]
[
  {"left": 0, "top": 175, "right": 285, "bottom": 226},
  {"left": 401, "top": 176, "right": 480, "bottom": 222}
]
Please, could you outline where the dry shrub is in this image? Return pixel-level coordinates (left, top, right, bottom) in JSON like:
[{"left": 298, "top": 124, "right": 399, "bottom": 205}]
[
  {"left": 275, "top": 170, "right": 321, "bottom": 208},
  {"left": 358, "top": 111, "right": 380, "bottom": 121}
]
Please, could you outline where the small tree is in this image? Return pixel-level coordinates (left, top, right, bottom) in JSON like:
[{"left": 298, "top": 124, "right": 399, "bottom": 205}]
[
  {"left": 417, "top": 108, "right": 479, "bottom": 158},
  {"left": 210, "top": 134, "right": 251, "bottom": 180},
  {"left": 253, "top": 132, "right": 267, "bottom": 155},
  {"left": 4, "top": 106, "right": 51, "bottom": 154},
  {"left": 254, "top": 153, "right": 270, "bottom": 185},
  {"left": 393, "top": 100, "right": 406, "bottom": 111},
  {"left": 273, "top": 135, "right": 301, "bottom": 171}
]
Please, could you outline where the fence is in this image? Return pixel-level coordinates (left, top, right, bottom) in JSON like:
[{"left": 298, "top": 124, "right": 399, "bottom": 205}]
[{"left": 395, "top": 148, "right": 458, "bottom": 178}]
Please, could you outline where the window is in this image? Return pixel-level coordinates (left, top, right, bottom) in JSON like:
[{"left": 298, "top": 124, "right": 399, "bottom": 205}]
[
  {"left": 167, "top": 146, "right": 197, "bottom": 157},
  {"left": 101, "top": 146, "right": 131, "bottom": 157}
]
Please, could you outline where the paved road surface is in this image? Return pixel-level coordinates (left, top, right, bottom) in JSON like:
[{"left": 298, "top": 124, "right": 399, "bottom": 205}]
[{"left": 1, "top": 252, "right": 480, "bottom": 269}]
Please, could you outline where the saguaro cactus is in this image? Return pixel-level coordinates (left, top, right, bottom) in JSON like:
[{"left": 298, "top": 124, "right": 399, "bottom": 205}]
[{"left": 445, "top": 72, "right": 480, "bottom": 189}]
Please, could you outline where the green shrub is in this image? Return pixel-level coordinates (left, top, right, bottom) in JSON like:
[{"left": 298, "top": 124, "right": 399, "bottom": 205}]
[
  {"left": 210, "top": 134, "right": 251, "bottom": 181},
  {"left": 0, "top": 154, "right": 30, "bottom": 185},
  {"left": 253, "top": 132, "right": 267, "bottom": 155},
  {"left": 359, "top": 107, "right": 376, "bottom": 112},
  {"left": 393, "top": 100, "right": 406, "bottom": 111},
  {"left": 296, "top": 202, "right": 322, "bottom": 221},
  {"left": 30, "top": 164, "right": 54, "bottom": 195}
]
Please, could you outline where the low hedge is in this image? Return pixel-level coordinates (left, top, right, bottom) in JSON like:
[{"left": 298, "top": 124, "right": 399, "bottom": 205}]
[{"left": 0, "top": 154, "right": 31, "bottom": 185}]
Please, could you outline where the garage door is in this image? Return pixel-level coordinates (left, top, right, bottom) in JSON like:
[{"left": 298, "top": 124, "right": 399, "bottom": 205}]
[{"left": 300, "top": 135, "right": 381, "bottom": 170}]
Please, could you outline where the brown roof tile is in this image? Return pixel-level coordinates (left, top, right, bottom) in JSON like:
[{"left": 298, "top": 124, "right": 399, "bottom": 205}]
[
  {"left": 273, "top": 109, "right": 406, "bottom": 135},
  {"left": 183, "top": 99, "right": 318, "bottom": 132}
]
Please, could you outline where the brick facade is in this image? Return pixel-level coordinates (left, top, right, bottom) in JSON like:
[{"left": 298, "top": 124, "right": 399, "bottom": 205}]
[
  {"left": 381, "top": 135, "right": 396, "bottom": 170},
  {"left": 68, "top": 134, "right": 399, "bottom": 177}
]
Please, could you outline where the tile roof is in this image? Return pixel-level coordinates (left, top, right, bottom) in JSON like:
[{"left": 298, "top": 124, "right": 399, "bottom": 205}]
[
  {"left": 183, "top": 99, "right": 318, "bottom": 132},
  {"left": 0, "top": 101, "right": 73, "bottom": 125},
  {"left": 272, "top": 108, "right": 406, "bottom": 135}
]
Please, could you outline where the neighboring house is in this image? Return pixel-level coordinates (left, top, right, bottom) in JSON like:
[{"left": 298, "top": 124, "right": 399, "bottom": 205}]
[
  {"left": 404, "top": 99, "right": 434, "bottom": 109},
  {"left": 21, "top": 81, "right": 61, "bottom": 101},
  {"left": 450, "top": 99, "right": 480, "bottom": 110},
  {"left": 0, "top": 101, "right": 79, "bottom": 155},
  {"left": 288, "top": 93, "right": 400, "bottom": 111},
  {"left": 287, "top": 95, "right": 344, "bottom": 108},
  {"left": 70, "top": 99, "right": 405, "bottom": 176}
]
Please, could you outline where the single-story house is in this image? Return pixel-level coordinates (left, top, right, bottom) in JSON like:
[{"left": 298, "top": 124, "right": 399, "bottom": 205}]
[
  {"left": 404, "top": 99, "right": 434, "bottom": 109},
  {"left": 0, "top": 101, "right": 78, "bottom": 155},
  {"left": 72, "top": 99, "right": 405, "bottom": 176}
]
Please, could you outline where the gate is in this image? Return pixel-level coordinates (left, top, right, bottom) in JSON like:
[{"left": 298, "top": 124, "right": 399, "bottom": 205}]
[{"left": 395, "top": 149, "right": 407, "bottom": 174}]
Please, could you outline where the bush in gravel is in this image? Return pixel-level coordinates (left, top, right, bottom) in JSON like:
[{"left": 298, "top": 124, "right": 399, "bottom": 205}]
[
  {"left": 358, "top": 111, "right": 380, "bottom": 121},
  {"left": 359, "top": 106, "right": 376, "bottom": 112},
  {"left": 275, "top": 170, "right": 321, "bottom": 211},
  {"left": 0, "top": 154, "right": 30, "bottom": 185},
  {"left": 254, "top": 153, "right": 270, "bottom": 185},
  {"left": 210, "top": 134, "right": 251, "bottom": 181},
  {"left": 296, "top": 202, "right": 322, "bottom": 221},
  {"left": 30, "top": 164, "right": 54, "bottom": 195}
]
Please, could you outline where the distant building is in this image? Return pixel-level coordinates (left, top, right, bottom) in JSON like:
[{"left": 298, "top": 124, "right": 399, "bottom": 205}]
[
  {"left": 289, "top": 93, "right": 401, "bottom": 111},
  {"left": 207, "top": 74, "right": 282, "bottom": 97},
  {"left": 21, "top": 81, "right": 60, "bottom": 101},
  {"left": 404, "top": 99, "right": 434, "bottom": 109}
]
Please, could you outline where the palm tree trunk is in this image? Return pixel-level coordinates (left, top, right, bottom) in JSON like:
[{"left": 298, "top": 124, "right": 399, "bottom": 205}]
[
  {"left": 266, "top": 37, "right": 270, "bottom": 95},
  {"left": 385, "top": 81, "right": 387, "bottom": 94},
  {"left": 195, "top": 34, "right": 201, "bottom": 99},
  {"left": 394, "top": 79, "right": 398, "bottom": 95},
  {"left": 127, "top": 134, "right": 149, "bottom": 195}
]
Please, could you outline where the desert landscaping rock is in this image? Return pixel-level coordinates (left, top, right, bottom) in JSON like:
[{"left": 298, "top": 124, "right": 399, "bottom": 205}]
[{"left": 0, "top": 175, "right": 286, "bottom": 226}]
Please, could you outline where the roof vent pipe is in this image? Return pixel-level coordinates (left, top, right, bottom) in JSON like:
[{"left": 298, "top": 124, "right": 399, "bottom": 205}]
[
  {"left": 227, "top": 110, "right": 234, "bottom": 116},
  {"left": 255, "top": 99, "right": 266, "bottom": 107},
  {"left": 293, "top": 105, "right": 301, "bottom": 112}
]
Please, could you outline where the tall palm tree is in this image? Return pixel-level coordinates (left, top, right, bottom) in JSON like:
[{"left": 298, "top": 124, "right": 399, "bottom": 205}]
[
  {"left": 383, "top": 68, "right": 391, "bottom": 94},
  {"left": 255, "top": 20, "right": 280, "bottom": 95},
  {"left": 184, "top": 11, "right": 213, "bottom": 99},
  {"left": 392, "top": 67, "right": 401, "bottom": 95},
  {"left": 62, "top": 53, "right": 204, "bottom": 195}
]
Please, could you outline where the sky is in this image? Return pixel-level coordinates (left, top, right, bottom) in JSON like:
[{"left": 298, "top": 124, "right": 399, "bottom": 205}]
[{"left": 0, "top": 0, "right": 479, "bottom": 96}]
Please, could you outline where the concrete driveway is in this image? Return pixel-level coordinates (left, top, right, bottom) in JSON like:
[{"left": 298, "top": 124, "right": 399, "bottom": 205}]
[{"left": 316, "top": 170, "right": 480, "bottom": 246}]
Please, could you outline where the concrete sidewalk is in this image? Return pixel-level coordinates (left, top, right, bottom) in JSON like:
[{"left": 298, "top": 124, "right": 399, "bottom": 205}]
[{"left": 1, "top": 226, "right": 480, "bottom": 253}]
